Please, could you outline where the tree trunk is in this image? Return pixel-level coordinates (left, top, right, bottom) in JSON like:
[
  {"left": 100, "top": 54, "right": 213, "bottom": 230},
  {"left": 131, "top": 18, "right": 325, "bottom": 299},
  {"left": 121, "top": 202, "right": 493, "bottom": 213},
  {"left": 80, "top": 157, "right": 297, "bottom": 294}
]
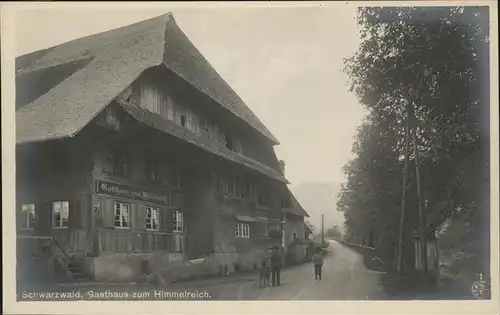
[
  {"left": 409, "top": 104, "right": 428, "bottom": 275},
  {"left": 397, "top": 106, "right": 411, "bottom": 271}
]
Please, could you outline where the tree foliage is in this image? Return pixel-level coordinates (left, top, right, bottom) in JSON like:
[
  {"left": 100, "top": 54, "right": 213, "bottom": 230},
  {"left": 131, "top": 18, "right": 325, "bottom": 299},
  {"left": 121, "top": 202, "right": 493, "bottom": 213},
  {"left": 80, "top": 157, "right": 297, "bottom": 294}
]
[
  {"left": 325, "top": 225, "right": 342, "bottom": 239},
  {"left": 339, "top": 6, "right": 490, "bottom": 271}
]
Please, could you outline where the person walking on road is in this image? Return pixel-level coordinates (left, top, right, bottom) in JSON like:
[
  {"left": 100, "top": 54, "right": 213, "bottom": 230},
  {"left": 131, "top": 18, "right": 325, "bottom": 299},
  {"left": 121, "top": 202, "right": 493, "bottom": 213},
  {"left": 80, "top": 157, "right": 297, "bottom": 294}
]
[
  {"left": 270, "top": 246, "right": 282, "bottom": 287},
  {"left": 312, "top": 247, "right": 324, "bottom": 280}
]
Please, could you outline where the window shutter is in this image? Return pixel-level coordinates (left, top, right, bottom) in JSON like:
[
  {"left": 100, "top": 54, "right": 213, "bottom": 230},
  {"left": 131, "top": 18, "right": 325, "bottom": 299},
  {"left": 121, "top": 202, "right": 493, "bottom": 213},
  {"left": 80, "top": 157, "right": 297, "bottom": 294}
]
[
  {"left": 162, "top": 209, "right": 172, "bottom": 233},
  {"left": 102, "top": 200, "right": 115, "bottom": 229},
  {"left": 154, "top": 208, "right": 161, "bottom": 231},
  {"left": 250, "top": 223, "right": 257, "bottom": 238},
  {"left": 138, "top": 206, "right": 147, "bottom": 231},
  {"left": 36, "top": 202, "right": 52, "bottom": 235},
  {"left": 69, "top": 198, "right": 82, "bottom": 229}
]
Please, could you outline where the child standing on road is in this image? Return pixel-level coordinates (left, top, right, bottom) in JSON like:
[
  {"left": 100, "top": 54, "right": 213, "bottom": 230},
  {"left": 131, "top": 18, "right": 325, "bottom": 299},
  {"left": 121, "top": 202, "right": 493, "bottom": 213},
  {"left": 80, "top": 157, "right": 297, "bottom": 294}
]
[
  {"left": 259, "top": 258, "right": 271, "bottom": 288},
  {"left": 312, "top": 248, "right": 324, "bottom": 280}
]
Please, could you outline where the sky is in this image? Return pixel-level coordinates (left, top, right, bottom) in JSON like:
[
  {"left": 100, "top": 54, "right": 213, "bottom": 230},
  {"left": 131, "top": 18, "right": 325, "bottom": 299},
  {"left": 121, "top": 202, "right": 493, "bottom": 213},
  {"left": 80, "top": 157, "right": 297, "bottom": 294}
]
[{"left": 13, "top": 5, "right": 367, "bottom": 227}]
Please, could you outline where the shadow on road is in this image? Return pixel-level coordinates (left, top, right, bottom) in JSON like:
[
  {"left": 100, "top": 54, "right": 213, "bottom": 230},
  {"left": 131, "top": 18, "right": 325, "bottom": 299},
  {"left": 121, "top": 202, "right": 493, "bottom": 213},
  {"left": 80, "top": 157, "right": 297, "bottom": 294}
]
[{"left": 337, "top": 241, "right": 478, "bottom": 300}]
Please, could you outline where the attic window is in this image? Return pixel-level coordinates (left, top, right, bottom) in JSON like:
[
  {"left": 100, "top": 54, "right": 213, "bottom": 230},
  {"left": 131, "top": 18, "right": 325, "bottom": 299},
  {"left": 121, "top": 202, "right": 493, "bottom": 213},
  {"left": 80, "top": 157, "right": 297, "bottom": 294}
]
[
  {"left": 200, "top": 118, "right": 211, "bottom": 139},
  {"left": 225, "top": 134, "right": 235, "bottom": 150},
  {"left": 104, "top": 107, "right": 119, "bottom": 127}
]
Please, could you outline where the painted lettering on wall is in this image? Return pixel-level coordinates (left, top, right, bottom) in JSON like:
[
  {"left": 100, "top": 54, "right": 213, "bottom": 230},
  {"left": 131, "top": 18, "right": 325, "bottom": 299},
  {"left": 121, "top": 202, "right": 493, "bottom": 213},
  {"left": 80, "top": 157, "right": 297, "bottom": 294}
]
[{"left": 95, "top": 180, "right": 173, "bottom": 205}]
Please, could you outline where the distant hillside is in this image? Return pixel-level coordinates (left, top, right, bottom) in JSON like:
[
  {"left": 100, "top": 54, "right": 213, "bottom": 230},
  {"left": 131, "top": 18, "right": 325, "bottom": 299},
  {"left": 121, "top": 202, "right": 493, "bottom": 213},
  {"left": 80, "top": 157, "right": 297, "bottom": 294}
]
[{"left": 289, "top": 182, "right": 345, "bottom": 233}]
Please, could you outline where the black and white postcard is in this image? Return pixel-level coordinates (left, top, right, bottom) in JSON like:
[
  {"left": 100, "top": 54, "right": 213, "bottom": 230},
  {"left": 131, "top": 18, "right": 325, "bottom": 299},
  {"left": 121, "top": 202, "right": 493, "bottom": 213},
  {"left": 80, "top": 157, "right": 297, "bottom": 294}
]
[{"left": 2, "top": 1, "right": 498, "bottom": 314}]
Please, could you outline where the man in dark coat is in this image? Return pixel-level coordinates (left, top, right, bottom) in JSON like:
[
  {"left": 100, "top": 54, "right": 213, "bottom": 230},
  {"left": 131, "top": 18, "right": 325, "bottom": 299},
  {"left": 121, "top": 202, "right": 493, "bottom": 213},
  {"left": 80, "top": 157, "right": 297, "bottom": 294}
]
[{"left": 270, "top": 246, "right": 282, "bottom": 286}]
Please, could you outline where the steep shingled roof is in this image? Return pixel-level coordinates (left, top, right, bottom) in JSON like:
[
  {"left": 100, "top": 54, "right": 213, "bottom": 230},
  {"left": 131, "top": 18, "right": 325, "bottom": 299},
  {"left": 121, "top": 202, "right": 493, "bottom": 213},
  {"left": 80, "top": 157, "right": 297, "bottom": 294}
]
[
  {"left": 16, "top": 13, "right": 279, "bottom": 145},
  {"left": 283, "top": 188, "right": 310, "bottom": 217}
]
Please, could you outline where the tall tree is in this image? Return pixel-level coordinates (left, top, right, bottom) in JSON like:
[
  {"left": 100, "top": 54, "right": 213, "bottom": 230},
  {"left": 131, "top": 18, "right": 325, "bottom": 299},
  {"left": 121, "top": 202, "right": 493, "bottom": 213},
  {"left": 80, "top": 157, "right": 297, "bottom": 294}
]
[{"left": 340, "top": 6, "right": 490, "bottom": 272}]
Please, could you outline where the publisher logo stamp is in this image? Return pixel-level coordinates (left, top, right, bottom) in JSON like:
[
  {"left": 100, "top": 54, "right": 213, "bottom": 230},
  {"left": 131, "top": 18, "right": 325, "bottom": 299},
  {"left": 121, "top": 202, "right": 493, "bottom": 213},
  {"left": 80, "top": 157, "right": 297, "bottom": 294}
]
[{"left": 471, "top": 273, "right": 490, "bottom": 299}]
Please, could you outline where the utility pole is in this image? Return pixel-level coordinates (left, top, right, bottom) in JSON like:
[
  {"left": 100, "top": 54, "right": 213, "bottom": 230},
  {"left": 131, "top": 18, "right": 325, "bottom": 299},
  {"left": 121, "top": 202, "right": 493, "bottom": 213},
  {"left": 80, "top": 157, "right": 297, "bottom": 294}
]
[
  {"left": 409, "top": 103, "right": 428, "bottom": 275},
  {"left": 321, "top": 213, "right": 325, "bottom": 246},
  {"left": 397, "top": 105, "right": 411, "bottom": 272}
]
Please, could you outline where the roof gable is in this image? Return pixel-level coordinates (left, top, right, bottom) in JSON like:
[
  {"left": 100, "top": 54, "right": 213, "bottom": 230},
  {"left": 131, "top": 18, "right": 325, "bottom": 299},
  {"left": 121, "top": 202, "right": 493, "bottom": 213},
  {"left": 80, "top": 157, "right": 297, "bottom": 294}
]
[
  {"left": 284, "top": 189, "right": 310, "bottom": 217},
  {"left": 16, "top": 14, "right": 168, "bottom": 144},
  {"left": 16, "top": 13, "right": 279, "bottom": 145},
  {"left": 162, "top": 17, "right": 278, "bottom": 144}
]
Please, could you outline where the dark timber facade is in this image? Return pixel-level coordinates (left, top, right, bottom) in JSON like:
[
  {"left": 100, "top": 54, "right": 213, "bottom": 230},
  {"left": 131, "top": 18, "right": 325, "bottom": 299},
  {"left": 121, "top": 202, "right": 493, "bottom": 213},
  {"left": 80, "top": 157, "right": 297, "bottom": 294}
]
[{"left": 15, "top": 13, "right": 301, "bottom": 283}]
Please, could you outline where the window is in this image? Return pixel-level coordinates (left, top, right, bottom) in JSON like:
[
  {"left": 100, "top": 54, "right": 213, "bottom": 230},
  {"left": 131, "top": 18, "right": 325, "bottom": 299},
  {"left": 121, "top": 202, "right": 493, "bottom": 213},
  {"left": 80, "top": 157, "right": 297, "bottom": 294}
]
[
  {"left": 234, "top": 138, "right": 243, "bottom": 154},
  {"left": 236, "top": 223, "right": 250, "bottom": 238},
  {"left": 217, "top": 128, "right": 226, "bottom": 145},
  {"left": 252, "top": 185, "right": 258, "bottom": 202},
  {"left": 145, "top": 207, "right": 160, "bottom": 231},
  {"left": 145, "top": 158, "right": 161, "bottom": 183},
  {"left": 104, "top": 107, "right": 119, "bottom": 127},
  {"left": 105, "top": 151, "right": 130, "bottom": 176},
  {"left": 235, "top": 180, "right": 245, "bottom": 199},
  {"left": 175, "top": 104, "right": 188, "bottom": 128},
  {"left": 244, "top": 183, "right": 254, "bottom": 200},
  {"left": 187, "top": 110, "right": 199, "bottom": 133},
  {"left": 114, "top": 153, "right": 130, "bottom": 176},
  {"left": 219, "top": 177, "right": 229, "bottom": 194},
  {"left": 269, "top": 223, "right": 280, "bottom": 232},
  {"left": 21, "top": 204, "right": 35, "bottom": 229},
  {"left": 172, "top": 172, "right": 183, "bottom": 189},
  {"left": 281, "top": 197, "right": 290, "bottom": 209},
  {"left": 114, "top": 203, "right": 130, "bottom": 228},
  {"left": 257, "top": 222, "right": 268, "bottom": 238},
  {"left": 272, "top": 196, "right": 281, "bottom": 209},
  {"left": 52, "top": 201, "right": 69, "bottom": 228},
  {"left": 257, "top": 194, "right": 266, "bottom": 207},
  {"left": 173, "top": 211, "right": 183, "bottom": 232},
  {"left": 225, "top": 134, "right": 235, "bottom": 150},
  {"left": 200, "top": 118, "right": 211, "bottom": 139}
]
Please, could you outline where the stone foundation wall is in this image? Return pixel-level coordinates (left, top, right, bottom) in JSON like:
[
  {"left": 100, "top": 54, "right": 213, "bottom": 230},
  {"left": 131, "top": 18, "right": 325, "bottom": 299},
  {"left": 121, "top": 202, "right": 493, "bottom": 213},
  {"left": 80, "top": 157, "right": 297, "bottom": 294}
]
[
  {"left": 84, "top": 250, "right": 272, "bottom": 283},
  {"left": 85, "top": 252, "right": 183, "bottom": 282}
]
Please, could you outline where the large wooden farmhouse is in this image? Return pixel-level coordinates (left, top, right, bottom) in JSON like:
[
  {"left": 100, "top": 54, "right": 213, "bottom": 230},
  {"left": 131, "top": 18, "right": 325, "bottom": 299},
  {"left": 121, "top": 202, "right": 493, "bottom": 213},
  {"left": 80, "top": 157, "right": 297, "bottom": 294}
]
[{"left": 15, "top": 13, "right": 307, "bottom": 283}]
